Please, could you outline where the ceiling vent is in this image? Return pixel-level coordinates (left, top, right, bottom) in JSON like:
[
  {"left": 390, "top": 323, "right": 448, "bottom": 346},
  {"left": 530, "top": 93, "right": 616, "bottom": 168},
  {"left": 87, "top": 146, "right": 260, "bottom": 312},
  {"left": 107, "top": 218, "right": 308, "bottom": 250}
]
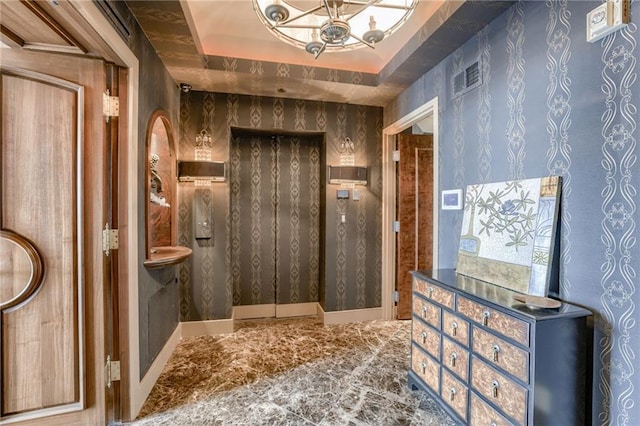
[{"left": 452, "top": 59, "right": 481, "bottom": 99}]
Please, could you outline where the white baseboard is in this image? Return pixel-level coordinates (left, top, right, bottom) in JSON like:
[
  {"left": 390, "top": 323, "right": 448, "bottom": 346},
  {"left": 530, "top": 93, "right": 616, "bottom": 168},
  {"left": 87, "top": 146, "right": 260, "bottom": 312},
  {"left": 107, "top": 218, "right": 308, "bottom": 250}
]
[
  {"left": 132, "top": 323, "right": 182, "bottom": 417},
  {"left": 233, "top": 303, "right": 321, "bottom": 320},
  {"left": 319, "top": 306, "right": 383, "bottom": 325},
  {"left": 276, "top": 302, "right": 319, "bottom": 318},
  {"left": 181, "top": 319, "right": 234, "bottom": 337},
  {"left": 232, "top": 304, "right": 277, "bottom": 319}
]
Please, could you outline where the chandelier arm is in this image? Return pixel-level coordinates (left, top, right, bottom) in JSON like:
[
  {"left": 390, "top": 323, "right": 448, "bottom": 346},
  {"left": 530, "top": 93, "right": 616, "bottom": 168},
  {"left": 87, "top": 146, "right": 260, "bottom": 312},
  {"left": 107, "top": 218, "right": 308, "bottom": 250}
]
[
  {"left": 342, "top": 1, "right": 372, "bottom": 22},
  {"left": 276, "top": 24, "right": 322, "bottom": 30},
  {"left": 344, "top": 0, "right": 414, "bottom": 10},
  {"left": 314, "top": 42, "right": 328, "bottom": 59},
  {"left": 357, "top": 3, "right": 414, "bottom": 10},
  {"left": 321, "top": 0, "right": 335, "bottom": 19},
  {"left": 350, "top": 32, "right": 375, "bottom": 49},
  {"left": 276, "top": 5, "right": 324, "bottom": 26}
]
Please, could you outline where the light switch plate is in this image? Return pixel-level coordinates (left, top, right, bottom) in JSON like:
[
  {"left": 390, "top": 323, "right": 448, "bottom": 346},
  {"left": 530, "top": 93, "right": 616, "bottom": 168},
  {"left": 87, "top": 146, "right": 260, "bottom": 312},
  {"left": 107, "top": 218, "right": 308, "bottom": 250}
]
[{"left": 337, "top": 189, "right": 349, "bottom": 199}]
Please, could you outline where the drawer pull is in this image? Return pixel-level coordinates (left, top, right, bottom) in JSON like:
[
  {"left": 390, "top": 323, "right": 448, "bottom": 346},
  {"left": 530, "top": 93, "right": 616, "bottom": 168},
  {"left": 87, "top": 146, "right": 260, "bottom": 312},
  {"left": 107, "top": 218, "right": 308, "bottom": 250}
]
[
  {"left": 449, "top": 387, "right": 456, "bottom": 401},
  {"left": 491, "top": 380, "right": 500, "bottom": 398},
  {"left": 428, "top": 287, "right": 434, "bottom": 298},
  {"left": 421, "top": 331, "right": 428, "bottom": 344},
  {"left": 451, "top": 321, "right": 458, "bottom": 336},
  {"left": 422, "top": 306, "right": 428, "bottom": 318},
  {"left": 492, "top": 344, "right": 501, "bottom": 362},
  {"left": 421, "top": 362, "right": 427, "bottom": 374},
  {"left": 450, "top": 352, "right": 457, "bottom": 367},
  {"left": 482, "top": 310, "right": 491, "bottom": 326}
]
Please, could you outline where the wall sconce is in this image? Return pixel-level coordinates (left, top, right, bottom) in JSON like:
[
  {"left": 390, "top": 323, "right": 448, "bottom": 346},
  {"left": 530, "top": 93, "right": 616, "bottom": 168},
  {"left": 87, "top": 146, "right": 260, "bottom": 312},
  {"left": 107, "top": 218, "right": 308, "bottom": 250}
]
[
  {"left": 195, "top": 129, "right": 212, "bottom": 161},
  {"left": 329, "top": 137, "right": 367, "bottom": 186},
  {"left": 178, "top": 129, "right": 227, "bottom": 183},
  {"left": 328, "top": 165, "right": 368, "bottom": 185},
  {"left": 178, "top": 160, "right": 227, "bottom": 182}
]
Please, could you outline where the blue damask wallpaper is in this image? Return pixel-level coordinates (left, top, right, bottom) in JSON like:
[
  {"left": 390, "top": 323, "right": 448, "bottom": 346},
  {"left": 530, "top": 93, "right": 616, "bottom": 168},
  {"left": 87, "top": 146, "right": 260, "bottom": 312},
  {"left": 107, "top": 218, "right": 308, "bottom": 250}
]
[{"left": 387, "top": 1, "right": 638, "bottom": 423}]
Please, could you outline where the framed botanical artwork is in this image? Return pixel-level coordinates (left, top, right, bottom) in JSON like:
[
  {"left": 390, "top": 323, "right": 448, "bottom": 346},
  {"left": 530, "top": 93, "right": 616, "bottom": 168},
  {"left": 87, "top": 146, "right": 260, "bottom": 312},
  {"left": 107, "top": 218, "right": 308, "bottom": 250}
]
[
  {"left": 457, "top": 176, "right": 561, "bottom": 297},
  {"left": 442, "top": 189, "right": 463, "bottom": 210}
]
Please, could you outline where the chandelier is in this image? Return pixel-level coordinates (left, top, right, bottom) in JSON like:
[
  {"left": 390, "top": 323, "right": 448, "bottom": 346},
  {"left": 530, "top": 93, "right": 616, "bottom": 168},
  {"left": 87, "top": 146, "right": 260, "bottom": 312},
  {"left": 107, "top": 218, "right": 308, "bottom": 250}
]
[{"left": 253, "top": 0, "right": 418, "bottom": 59}]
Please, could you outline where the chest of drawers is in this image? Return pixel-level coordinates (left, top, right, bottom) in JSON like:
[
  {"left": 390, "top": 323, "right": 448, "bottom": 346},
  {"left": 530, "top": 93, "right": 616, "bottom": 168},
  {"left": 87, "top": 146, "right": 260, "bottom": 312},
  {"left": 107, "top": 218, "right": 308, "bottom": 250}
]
[{"left": 408, "top": 269, "right": 592, "bottom": 425}]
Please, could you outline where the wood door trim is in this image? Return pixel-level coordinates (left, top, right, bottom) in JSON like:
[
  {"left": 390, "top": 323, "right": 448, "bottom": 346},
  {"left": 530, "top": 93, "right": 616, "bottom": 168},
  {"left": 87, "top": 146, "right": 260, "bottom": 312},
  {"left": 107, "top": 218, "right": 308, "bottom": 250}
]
[
  {"left": 19, "top": 0, "right": 88, "bottom": 53},
  {"left": 382, "top": 97, "right": 439, "bottom": 321}
]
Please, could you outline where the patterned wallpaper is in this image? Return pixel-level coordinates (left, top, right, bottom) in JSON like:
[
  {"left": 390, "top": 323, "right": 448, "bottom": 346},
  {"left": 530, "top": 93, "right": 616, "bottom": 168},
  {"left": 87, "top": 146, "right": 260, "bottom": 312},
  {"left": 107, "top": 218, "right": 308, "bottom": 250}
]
[
  {"left": 178, "top": 92, "right": 383, "bottom": 320},
  {"left": 100, "top": 0, "right": 183, "bottom": 378},
  {"left": 230, "top": 132, "right": 322, "bottom": 306},
  {"left": 386, "top": 1, "right": 638, "bottom": 423}
]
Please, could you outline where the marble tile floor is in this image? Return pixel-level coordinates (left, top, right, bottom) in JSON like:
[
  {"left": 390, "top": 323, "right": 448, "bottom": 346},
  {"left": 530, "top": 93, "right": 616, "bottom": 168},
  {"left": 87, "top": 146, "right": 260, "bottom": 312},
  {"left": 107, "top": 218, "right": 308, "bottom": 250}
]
[{"left": 127, "top": 317, "right": 457, "bottom": 425}]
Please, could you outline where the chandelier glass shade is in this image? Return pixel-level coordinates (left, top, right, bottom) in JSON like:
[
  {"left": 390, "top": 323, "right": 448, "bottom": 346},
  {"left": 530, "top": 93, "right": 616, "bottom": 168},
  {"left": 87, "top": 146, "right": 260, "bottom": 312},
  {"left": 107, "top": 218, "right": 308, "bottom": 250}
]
[{"left": 253, "top": 0, "right": 418, "bottom": 59}]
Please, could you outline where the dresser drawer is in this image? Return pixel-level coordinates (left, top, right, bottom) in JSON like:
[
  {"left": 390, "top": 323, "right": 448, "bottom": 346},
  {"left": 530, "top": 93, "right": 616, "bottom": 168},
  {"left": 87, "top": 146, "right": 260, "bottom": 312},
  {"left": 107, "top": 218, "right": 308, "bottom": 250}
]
[
  {"left": 441, "top": 368, "right": 468, "bottom": 422},
  {"left": 458, "top": 297, "right": 530, "bottom": 347},
  {"left": 471, "top": 357, "right": 527, "bottom": 426},
  {"left": 443, "top": 310, "right": 469, "bottom": 347},
  {"left": 472, "top": 326, "right": 529, "bottom": 383},
  {"left": 442, "top": 336, "right": 469, "bottom": 382},
  {"left": 413, "top": 296, "right": 441, "bottom": 329},
  {"left": 412, "top": 344, "right": 440, "bottom": 394},
  {"left": 414, "top": 278, "right": 455, "bottom": 309},
  {"left": 470, "top": 393, "right": 515, "bottom": 426},
  {"left": 412, "top": 318, "right": 441, "bottom": 360}
]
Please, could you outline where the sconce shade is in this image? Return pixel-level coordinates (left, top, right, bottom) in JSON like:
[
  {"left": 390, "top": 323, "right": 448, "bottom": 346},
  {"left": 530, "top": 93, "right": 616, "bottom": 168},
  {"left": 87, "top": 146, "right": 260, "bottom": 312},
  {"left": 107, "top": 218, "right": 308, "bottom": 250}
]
[
  {"left": 178, "top": 161, "right": 226, "bottom": 182},
  {"left": 328, "top": 165, "right": 367, "bottom": 185}
]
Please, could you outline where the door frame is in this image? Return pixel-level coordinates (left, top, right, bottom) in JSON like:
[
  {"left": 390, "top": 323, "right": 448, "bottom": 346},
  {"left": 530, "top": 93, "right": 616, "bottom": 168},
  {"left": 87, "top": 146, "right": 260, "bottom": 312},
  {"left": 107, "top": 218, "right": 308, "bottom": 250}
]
[
  {"left": 71, "top": 1, "right": 140, "bottom": 421},
  {"left": 381, "top": 97, "right": 439, "bottom": 320}
]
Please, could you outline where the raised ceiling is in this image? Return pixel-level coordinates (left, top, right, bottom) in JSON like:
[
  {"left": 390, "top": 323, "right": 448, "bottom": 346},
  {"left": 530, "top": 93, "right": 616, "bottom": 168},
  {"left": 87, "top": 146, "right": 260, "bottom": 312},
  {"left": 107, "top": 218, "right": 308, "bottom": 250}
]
[
  {"left": 125, "top": 0, "right": 513, "bottom": 106},
  {"left": 0, "top": 1, "right": 514, "bottom": 107}
]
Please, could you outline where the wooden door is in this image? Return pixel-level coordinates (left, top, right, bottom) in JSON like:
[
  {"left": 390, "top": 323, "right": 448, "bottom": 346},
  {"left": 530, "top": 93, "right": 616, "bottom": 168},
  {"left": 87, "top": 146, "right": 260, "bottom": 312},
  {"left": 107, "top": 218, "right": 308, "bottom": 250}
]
[
  {"left": 396, "top": 134, "right": 433, "bottom": 319},
  {"left": 1, "top": 50, "right": 108, "bottom": 425}
]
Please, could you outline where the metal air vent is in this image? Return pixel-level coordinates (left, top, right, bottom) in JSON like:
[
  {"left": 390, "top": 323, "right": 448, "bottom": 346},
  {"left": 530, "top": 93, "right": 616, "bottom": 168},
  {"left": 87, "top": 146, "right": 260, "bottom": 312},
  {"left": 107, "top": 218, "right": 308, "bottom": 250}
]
[{"left": 452, "top": 59, "right": 482, "bottom": 99}]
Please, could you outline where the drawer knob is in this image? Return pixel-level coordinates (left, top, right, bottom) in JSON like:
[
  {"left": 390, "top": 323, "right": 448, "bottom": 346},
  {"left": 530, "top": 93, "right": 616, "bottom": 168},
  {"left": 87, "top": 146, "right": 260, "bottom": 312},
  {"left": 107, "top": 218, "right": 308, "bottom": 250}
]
[
  {"left": 422, "top": 306, "right": 427, "bottom": 318},
  {"left": 451, "top": 321, "right": 458, "bottom": 336},
  {"left": 428, "top": 287, "right": 434, "bottom": 298},
  {"left": 421, "top": 331, "right": 428, "bottom": 344},
  {"left": 491, "top": 380, "right": 500, "bottom": 398},
  {"left": 421, "top": 362, "right": 427, "bottom": 374},
  {"left": 492, "top": 344, "right": 501, "bottom": 362},
  {"left": 450, "top": 352, "right": 457, "bottom": 367},
  {"left": 482, "top": 310, "right": 491, "bottom": 326},
  {"left": 449, "top": 387, "right": 456, "bottom": 401}
]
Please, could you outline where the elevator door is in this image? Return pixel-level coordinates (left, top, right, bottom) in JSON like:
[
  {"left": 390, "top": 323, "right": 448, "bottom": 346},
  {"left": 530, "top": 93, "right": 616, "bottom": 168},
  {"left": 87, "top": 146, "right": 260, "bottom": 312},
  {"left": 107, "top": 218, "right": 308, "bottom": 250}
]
[{"left": 230, "top": 132, "right": 321, "bottom": 306}]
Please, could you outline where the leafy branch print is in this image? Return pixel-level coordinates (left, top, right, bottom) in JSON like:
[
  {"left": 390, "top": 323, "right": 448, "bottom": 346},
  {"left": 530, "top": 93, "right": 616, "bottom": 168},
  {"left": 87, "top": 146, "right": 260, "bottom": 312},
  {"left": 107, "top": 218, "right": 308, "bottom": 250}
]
[{"left": 465, "top": 181, "right": 537, "bottom": 251}]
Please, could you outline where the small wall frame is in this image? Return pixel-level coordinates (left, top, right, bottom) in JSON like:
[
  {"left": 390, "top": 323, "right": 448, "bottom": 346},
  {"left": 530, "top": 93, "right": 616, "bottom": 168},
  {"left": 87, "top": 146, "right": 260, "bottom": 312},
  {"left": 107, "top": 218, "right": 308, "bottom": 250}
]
[{"left": 441, "top": 189, "right": 463, "bottom": 210}]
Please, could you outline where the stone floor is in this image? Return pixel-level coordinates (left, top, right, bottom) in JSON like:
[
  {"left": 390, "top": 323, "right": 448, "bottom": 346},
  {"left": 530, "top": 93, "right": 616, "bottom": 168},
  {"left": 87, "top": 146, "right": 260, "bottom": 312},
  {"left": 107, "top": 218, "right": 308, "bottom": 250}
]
[{"left": 127, "top": 317, "right": 456, "bottom": 425}]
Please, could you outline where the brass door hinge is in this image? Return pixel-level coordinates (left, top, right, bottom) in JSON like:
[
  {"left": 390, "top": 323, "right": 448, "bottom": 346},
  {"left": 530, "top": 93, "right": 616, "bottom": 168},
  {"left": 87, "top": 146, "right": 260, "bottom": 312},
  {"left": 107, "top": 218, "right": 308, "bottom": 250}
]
[
  {"left": 105, "top": 355, "right": 121, "bottom": 388},
  {"left": 102, "top": 223, "right": 119, "bottom": 256},
  {"left": 103, "top": 90, "right": 120, "bottom": 122}
]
